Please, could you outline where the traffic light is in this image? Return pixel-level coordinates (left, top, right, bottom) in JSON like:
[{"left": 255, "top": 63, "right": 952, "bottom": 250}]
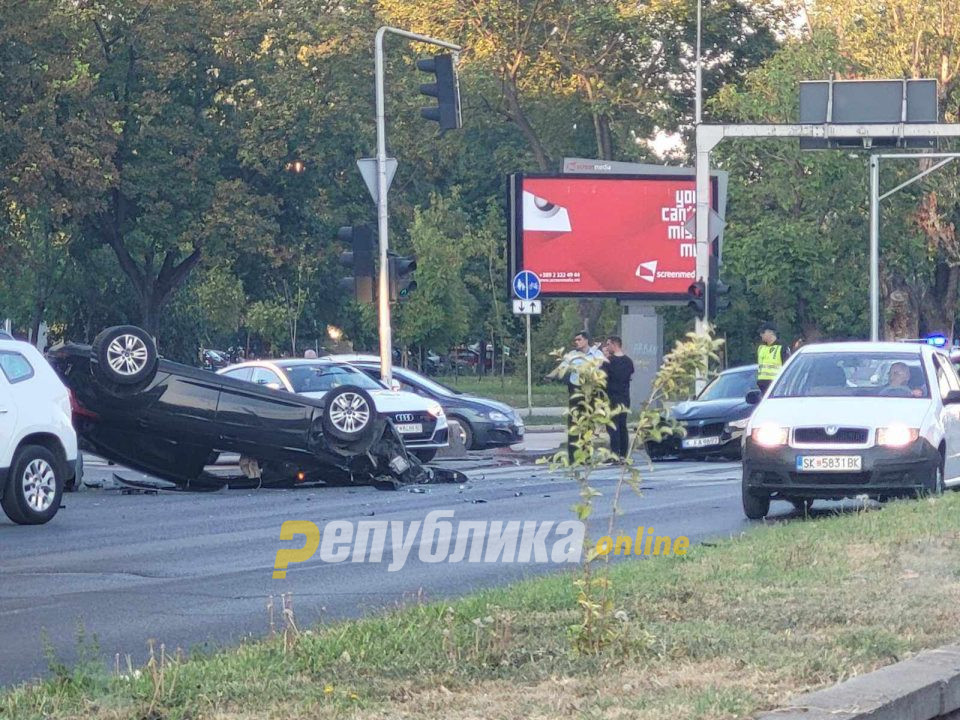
[
  {"left": 687, "top": 279, "right": 706, "bottom": 320},
  {"left": 707, "top": 255, "right": 730, "bottom": 321},
  {"left": 416, "top": 53, "right": 462, "bottom": 131},
  {"left": 388, "top": 253, "right": 417, "bottom": 302},
  {"left": 337, "top": 225, "right": 375, "bottom": 304}
]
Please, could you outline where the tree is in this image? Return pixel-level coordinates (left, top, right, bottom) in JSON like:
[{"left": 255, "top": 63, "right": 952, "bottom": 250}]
[
  {"left": 708, "top": 35, "right": 873, "bottom": 357},
  {"left": 393, "top": 192, "right": 473, "bottom": 352},
  {"left": 804, "top": 0, "right": 960, "bottom": 339}
]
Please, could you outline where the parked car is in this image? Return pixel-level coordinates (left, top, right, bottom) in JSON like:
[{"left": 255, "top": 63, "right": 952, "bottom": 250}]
[
  {"left": 218, "top": 359, "right": 449, "bottom": 463},
  {"left": 646, "top": 364, "right": 758, "bottom": 460},
  {"left": 0, "top": 337, "right": 78, "bottom": 524},
  {"left": 46, "top": 326, "right": 430, "bottom": 489},
  {"left": 741, "top": 342, "right": 960, "bottom": 519},
  {"left": 331, "top": 355, "right": 525, "bottom": 451},
  {"left": 199, "top": 348, "right": 230, "bottom": 371}
]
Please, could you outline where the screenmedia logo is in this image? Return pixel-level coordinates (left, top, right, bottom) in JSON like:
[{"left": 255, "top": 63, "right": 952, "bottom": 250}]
[{"left": 635, "top": 260, "right": 695, "bottom": 284}]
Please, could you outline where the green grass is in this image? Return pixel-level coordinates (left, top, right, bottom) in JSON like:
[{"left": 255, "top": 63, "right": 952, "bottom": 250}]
[
  {"left": 6, "top": 494, "right": 960, "bottom": 719},
  {"left": 519, "top": 414, "right": 564, "bottom": 426},
  {"left": 436, "top": 374, "right": 567, "bottom": 408}
]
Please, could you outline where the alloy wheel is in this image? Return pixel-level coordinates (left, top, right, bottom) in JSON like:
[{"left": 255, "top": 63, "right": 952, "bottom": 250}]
[{"left": 22, "top": 459, "right": 57, "bottom": 513}]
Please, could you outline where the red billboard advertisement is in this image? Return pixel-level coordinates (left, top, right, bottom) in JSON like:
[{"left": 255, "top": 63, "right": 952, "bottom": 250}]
[{"left": 508, "top": 174, "right": 719, "bottom": 300}]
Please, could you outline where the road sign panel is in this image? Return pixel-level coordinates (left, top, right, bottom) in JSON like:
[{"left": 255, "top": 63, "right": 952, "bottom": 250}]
[
  {"left": 512, "top": 299, "right": 542, "bottom": 315},
  {"left": 513, "top": 270, "right": 541, "bottom": 300},
  {"left": 357, "top": 158, "right": 398, "bottom": 203}
]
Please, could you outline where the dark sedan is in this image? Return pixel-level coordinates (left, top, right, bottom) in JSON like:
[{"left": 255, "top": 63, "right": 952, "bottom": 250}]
[
  {"left": 333, "top": 356, "right": 525, "bottom": 451},
  {"left": 646, "top": 364, "right": 758, "bottom": 460},
  {"left": 46, "top": 326, "right": 429, "bottom": 489}
]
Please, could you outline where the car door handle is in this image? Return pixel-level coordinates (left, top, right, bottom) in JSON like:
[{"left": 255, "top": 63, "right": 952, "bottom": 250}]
[{"left": 0, "top": 407, "right": 7, "bottom": 414}]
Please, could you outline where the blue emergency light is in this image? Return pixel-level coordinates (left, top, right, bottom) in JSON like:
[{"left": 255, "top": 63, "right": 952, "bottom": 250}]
[{"left": 925, "top": 333, "right": 947, "bottom": 347}]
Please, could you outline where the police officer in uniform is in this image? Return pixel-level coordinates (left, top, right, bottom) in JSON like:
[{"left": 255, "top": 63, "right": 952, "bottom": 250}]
[{"left": 756, "top": 322, "right": 790, "bottom": 394}]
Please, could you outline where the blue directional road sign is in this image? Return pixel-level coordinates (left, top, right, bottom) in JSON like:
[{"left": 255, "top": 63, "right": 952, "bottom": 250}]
[{"left": 513, "top": 270, "right": 542, "bottom": 301}]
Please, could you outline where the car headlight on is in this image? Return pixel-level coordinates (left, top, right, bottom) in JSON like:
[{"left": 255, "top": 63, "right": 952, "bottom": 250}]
[
  {"left": 427, "top": 403, "right": 445, "bottom": 418},
  {"left": 751, "top": 424, "right": 789, "bottom": 447},
  {"left": 488, "top": 411, "right": 510, "bottom": 422},
  {"left": 876, "top": 425, "right": 919, "bottom": 447},
  {"left": 726, "top": 417, "right": 750, "bottom": 431}
]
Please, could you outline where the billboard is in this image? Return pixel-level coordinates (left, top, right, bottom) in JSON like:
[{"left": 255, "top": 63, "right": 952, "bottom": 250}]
[{"left": 507, "top": 174, "right": 719, "bottom": 300}]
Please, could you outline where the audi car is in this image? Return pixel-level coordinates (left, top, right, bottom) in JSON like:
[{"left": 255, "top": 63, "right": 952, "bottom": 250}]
[
  {"left": 646, "top": 365, "right": 758, "bottom": 460},
  {"left": 331, "top": 355, "right": 525, "bottom": 450},
  {"left": 218, "top": 359, "right": 449, "bottom": 463},
  {"left": 741, "top": 342, "right": 960, "bottom": 519},
  {"left": 46, "top": 325, "right": 431, "bottom": 489}
]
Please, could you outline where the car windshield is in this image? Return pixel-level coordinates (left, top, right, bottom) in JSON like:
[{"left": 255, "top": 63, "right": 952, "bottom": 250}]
[
  {"left": 698, "top": 370, "right": 757, "bottom": 401},
  {"left": 282, "top": 363, "right": 382, "bottom": 393},
  {"left": 770, "top": 352, "right": 929, "bottom": 398},
  {"left": 396, "top": 370, "right": 460, "bottom": 397}
]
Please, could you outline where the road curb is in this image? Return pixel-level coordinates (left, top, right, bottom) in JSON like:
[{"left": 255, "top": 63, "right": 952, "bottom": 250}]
[{"left": 757, "top": 643, "right": 960, "bottom": 720}]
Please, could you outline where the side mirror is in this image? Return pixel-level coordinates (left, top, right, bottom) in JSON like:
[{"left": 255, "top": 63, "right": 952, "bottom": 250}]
[
  {"left": 745, "top": 389, "right": 762, "bottom": 405},
  {"left": 265, "top": 382, "right": 283, "bottom": 391},
  {"left": 390, "top": 380, "right": 401, "bottom": 392},
  {"left": 944, "top": 390, "right": 960, "bottom": 405}
]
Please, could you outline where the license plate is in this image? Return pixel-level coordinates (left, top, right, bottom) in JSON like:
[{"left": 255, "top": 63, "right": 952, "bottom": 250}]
[
  {"left": 395, "top": 423, "right": 423, "bottom": 434},
  {"left": 682, "top": 436, "right": 721, "bottom": 449},
  {"left": 796, "top": 455, "right": 862, "bottom": 472}
]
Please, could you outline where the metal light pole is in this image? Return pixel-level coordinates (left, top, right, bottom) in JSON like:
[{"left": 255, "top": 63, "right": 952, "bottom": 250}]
[
  {"left": 693, "top": 0, "right": 709, "bottom": 342},
  {"left": 869, "top": 155, "right": 880, "bottom": 341},
  {"left": 374, "top": 27, "right": 461, "bottom": 386}
]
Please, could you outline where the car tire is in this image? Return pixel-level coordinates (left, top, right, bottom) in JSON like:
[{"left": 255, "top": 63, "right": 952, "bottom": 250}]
[
  {"left": 64, "top": 451, "right": 83, "bottom": 492},
  {"left": 321, "top": 385, "right": 376, "bottom": 444},
  {"left": 413, "top": 448, "right": 437, "bottom": 464},
  {"left": 91, "top": 325, "right": 158, "bottom": 386},
  {"left": 787, "top": 497, "right": 813, "bottom": 515},
  {"left": 741, "top": 469, "right": 769, "bottom": 520},
  {"left": 450, "top": 416, "right": 474, "bottom": 450},
  {"left": 925, "top": 454, "right": 945, "bottom": 496},
  {"left": 1, "top": 445, "right": 64, "bottom": 525}
]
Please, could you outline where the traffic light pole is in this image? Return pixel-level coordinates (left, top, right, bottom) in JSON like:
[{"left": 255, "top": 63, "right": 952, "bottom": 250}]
[{"left": 374, "top": 27, "right": 461, "bottom": 385}]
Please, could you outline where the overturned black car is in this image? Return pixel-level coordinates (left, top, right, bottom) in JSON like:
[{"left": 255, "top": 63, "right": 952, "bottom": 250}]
[{"left": 47, "top": 326, "right": 435, "bottom": 489}]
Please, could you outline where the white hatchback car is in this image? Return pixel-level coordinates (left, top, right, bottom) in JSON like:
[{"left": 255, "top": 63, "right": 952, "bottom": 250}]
[
  {"left": 218, "top": 359, "right": 449, "bottom": 463},
  {"left": 741, "top": 342, "right": 960, "bottom": 519},
  {"left": 0, "top": 339, "right": 79, "bottom": 524}
]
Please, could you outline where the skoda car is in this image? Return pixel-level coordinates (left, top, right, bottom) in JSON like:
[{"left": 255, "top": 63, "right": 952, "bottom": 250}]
[
  {"left": 741, "top": 342, "right": 960, "bottom": 519},
  {"left": 332, "top": 355, "right": 525, "bottom": 450},
  {"left": 218, "top": 359, "right": 449, "bottom": 463},
  {"left": 646, "top": 364, "right": 757, "bottom": 460}
]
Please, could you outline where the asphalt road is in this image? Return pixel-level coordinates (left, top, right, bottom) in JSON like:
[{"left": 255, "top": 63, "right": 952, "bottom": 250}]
[{"left": 0, "top": 451, "right": 805, "bottom": 688}]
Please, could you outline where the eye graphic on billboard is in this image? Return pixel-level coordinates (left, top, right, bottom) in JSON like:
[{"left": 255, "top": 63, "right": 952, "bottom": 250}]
[{"left": 508, "top": 174, "right": 720, "bottom": 300}]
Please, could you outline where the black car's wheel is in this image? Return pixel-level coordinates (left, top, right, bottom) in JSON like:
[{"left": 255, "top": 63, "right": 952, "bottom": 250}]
[
  {"left": 741, "top": 468, "right": 769, "bottom": 520},
  {"left": 91, "top": 325, "right": 158, "bottom": 386},
  {"left": 413, "top": 448, "right": 437, "bottom": 464},
  {"left": 1, "top": 445, "right": 63, "bottom": 525},
  {"left": 450, "top": 416, "right": 474, "bottom": 450},
  {"left": 322, "top": 385, "right": 376, "bottom": 444}
]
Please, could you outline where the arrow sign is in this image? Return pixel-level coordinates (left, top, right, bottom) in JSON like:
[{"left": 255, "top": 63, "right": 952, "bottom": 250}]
[
  {"left": 357, "top": 158, "right": 398, "bottom": 204},
  {"left": 513, "top": 270, "right": 542, "bottom": 300},
  {"left": 513, "top": 299, "right": 541, "bottom": 315}
]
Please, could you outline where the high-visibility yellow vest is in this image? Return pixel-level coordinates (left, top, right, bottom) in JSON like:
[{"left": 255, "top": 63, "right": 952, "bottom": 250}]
[{"left": 757, "top": 344, "right": 784, "bottom": 381}]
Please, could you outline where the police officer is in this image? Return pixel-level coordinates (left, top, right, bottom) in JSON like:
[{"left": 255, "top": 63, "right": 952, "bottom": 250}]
[{"left": 756, "top": 322, "right": 790, "bottom": 394}]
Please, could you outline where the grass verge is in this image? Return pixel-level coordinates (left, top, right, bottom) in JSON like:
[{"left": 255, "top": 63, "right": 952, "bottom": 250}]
[
  {"left": 434, "top": 374, "right": 567, "bottom": 408},
  {"left": 6, "top": 494, "right": 960, "bottom": 719}
]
